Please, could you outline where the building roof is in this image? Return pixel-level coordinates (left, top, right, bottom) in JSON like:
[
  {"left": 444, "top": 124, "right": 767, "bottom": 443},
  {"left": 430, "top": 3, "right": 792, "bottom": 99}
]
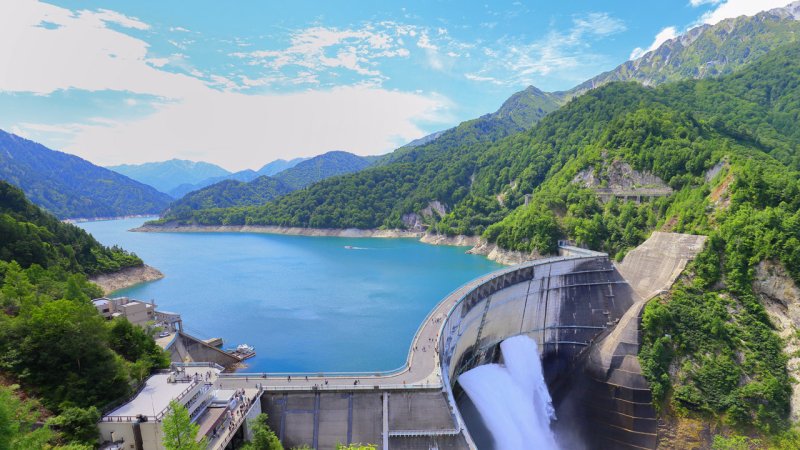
[{"left": 103, "top": 366, "right": 220, "bottom": 420}]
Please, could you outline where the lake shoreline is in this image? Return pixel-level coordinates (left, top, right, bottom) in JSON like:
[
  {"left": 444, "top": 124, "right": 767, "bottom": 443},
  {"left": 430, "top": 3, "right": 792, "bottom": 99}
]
[
  {"left": 133, "top": 223, "right": 541, "bottom": 265},
  {"left": 89, "top": 264, "right": 165, "bottom": 295},
  {"left": 64, "top": 214, "right": 159, "bottom": 224}
]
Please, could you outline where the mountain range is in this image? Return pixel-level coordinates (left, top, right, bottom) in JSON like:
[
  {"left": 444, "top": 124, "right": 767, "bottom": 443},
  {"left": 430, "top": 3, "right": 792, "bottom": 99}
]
[
  {"left": 107, "top": 159, "right": 231, "bottom": 194},
  {"left": 164, "top": 151, "right": 377, "bottom": 217},
  {"left": 0, "top": 130, "right": 172, "bottom": 219},
  {"left": 108, "top": 157, "right": 309, "bottom": 198}
]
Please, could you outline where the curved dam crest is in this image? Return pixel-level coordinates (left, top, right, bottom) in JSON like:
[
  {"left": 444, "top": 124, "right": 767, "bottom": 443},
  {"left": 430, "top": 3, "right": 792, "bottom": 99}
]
[{"left": 207, "top": 232, "right": 705, "bottom": 450}]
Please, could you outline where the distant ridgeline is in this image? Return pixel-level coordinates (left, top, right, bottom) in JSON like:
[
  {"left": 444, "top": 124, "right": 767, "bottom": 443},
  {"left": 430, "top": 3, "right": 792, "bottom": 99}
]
[
  {"left": 0, "top": 130, "right": 172, "bottom": 219},
  {"left": 152, "top": 38, "right": 800, "bottom": 442},
  {"left": 0, "top": 180, "right": 169, "bottom": 448},
  {"left": 163, "top": 150, "right": 377, "bottom": 219},
  {"left": 165, "top": 156, "right": 308, "bottom": 198}
]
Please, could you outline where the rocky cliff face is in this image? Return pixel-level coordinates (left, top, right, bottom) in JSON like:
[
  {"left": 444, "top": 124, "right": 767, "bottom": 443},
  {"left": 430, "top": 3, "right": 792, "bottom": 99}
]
[
  {"left": 573, "top": 159, "right": 669, "bottom": 190},
  {"left": 753, "top": 260, "right": 800, "bottom": 421}
]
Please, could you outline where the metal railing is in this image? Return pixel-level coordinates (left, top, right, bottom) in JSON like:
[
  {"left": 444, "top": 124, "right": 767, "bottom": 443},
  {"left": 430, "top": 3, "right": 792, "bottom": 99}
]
[
  {"left": 100, "top": 381, "right": 210, "bottom": 422},
  {"left": 176, "top": 362, "right": 225, "bottom": 371},
  {"left": 208, "top": 386, "right": 264, "bottom": 450},
  {"left": 252, "top": 382, "right": 442, "bottom": 392}
]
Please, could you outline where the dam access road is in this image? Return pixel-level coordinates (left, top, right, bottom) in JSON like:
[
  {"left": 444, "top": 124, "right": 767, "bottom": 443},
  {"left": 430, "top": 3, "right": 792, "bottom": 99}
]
[{"left": 214, "top": 232, "right": 706, "bottom": 450}]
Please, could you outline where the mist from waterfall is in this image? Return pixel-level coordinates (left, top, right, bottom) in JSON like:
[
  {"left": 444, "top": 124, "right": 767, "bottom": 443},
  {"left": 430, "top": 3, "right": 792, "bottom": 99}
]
[{"left": 459, "top": 335, "right": 558, "bottom": 449}]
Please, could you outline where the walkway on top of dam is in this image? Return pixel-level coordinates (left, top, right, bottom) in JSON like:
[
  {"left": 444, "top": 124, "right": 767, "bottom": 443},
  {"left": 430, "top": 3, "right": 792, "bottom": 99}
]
[{"left": 216, "top": 244, "right": 606, "bottom": 392}]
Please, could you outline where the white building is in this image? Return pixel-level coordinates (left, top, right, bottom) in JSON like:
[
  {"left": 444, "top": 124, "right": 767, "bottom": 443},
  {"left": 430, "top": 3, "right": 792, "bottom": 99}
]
[{"left": 98, "top": 364, "right": 261, "bottom": 450}]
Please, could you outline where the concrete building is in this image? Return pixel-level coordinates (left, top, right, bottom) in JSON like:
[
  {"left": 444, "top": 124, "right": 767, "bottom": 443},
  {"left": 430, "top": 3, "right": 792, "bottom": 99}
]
[
  {"left": 98, "top": 363, "right": 261, "bottom": 450},
  {"left": 92, "top": 297, "right": 183, "bottom": 332}
]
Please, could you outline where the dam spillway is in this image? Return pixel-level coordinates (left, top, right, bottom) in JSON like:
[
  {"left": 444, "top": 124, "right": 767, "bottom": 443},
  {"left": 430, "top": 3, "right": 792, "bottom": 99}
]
[{"left": 216, "top": 232, "right": 706, "bottom": 449}]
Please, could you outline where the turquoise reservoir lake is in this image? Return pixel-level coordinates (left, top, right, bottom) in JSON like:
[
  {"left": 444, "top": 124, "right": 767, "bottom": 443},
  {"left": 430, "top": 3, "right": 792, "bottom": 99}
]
[{"left": 78, "top": 218, "right": 502, "bottom": 373}]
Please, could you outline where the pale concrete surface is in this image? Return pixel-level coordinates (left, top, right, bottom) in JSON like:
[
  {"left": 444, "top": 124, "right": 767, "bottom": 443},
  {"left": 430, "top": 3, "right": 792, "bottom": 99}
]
[
  {"left": 616, "top": 231, "right": 707, "bottom": 301},
  {"left": 104, "top": 366, "right": 219, "bottom": 419}
]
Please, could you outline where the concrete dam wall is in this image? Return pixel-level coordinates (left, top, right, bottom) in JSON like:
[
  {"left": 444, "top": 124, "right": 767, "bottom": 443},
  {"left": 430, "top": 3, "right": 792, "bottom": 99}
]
[
  {"left": 220, "top": 232, "right": 705, "bottom": 449},
  {"left": 439, "top": 233, "right": 705, "bottom": 449},
  {"left": 439, "top": 252, "right": 653, "bottom": 449}
]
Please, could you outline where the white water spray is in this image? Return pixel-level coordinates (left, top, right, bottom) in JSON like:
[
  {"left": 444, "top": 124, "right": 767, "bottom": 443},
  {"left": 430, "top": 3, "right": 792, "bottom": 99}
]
[{"left": 459, "top": 335, "right": 558, "bottom": 449}]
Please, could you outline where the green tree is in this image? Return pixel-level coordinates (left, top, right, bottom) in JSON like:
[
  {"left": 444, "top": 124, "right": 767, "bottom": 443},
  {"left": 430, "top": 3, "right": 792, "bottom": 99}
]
[
  {"left": 241, "top": 413, "right": 282, "bottom": 450},
  {"left": 62, "top": 276, "right": 89, "bottom": 303},
  {"left": 108, "top": 317, "right": 169, "bottom": 374},
  {"left": 15, "top": 299, "right": 129, "bottom": 409},
  {"left": 336, "top": 444, "right": 377, "bottom": 450},
  {"left": 0, "top": 261, "right": 34, "bottom": 314},
  {"left": 0, "top": 387, "right": 12, "bottom": 450},
  {"left": 0, "top": 385, "right": 54, "bottom": 450},
  {"left": 48, "top": 407, "right": 100, "bottom": 446},
  {"left": 162, "top": 401, "right": 205, "bottom": 450}
]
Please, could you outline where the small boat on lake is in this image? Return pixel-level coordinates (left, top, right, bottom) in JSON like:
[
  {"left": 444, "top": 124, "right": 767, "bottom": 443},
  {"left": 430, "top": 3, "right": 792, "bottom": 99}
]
[{"left": 228, "top": 344, "right": 256, "bottom": 360}]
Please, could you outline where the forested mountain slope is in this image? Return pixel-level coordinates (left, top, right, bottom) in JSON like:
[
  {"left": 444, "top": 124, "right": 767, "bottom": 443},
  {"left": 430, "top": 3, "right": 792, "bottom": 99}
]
[
  {"left": 156, "top": 41, "right": 800, "bottom": 237},
  {"left": 166, "top": 176, "right": 294, "bottom": 216},
  {"left": 167, "top": 157, "right": 309, "bottom": 198},
  {"left": 168, "top": 168, "right": 261, "bottom": 198},
  {"left": 272, "top": 151, "right": 374, "bottom": 190},
  {"left": 107, "top": 159, "right": 231, "bottom": 195},
  {"left": 164, "top": 151, "right": 374, "bottom": 216},
  {"left": 0, "top": 181, "right": 143, "bottom": 275},
  {"left": 0, "top": 130, "right": 172, "bottom": 219},
  {"left": 257, "top": 157, "right": 307, "bottom": 176},
  {"left": 0, "top": 181, "right": 168, "bottom": 448}
]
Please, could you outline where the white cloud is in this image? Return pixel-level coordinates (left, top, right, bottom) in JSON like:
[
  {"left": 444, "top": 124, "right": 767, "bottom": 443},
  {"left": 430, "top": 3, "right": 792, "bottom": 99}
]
[
  {"left": 466, "top": 12, "right": 626, "bottom": 87},
  {"left": 629, "top": 26, "right": 678, "bottom": 60},
  {"left": 416, "top": 32, "right": 438, "bottom": 50},
  {"left": 37, "top": 86, "right": 451, "bottom": 170},
  {"left": 571, "top": 12, "right": 627, "bottom": 37},
  {"left": 698, "top": 0, "right": 794, "bottom": 25},
  {"left": 232, "top": 25, "right": 411, "bottom": 82},
  {"left": 1, "top": 1, "right": 452, "bottom": 170},
  {"left": 0, "top": 0, "right": 205, "bottom": 98},
  {"left": 689, "top": 0, "right": 722, "bottom": 6},
  {"left": 465, "top": 73, "right": 503, "bottom": 85}
]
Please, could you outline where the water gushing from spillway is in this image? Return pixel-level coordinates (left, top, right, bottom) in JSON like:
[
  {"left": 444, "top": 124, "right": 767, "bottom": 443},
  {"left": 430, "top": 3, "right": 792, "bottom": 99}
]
[{"left": 459, "top": 335, "right": 559, "bottom": 449}]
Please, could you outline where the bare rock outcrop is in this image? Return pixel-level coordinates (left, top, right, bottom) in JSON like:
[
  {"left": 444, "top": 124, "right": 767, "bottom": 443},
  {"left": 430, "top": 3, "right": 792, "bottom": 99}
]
[
  {"left": 753, "top": 260, "right": 800, "bottom": 421},
  {"left": 89, "top": 264, "right": 164, "bottom": 295},
  {"left": 466, "top": 240, "right": 541, "bottom": 265}
]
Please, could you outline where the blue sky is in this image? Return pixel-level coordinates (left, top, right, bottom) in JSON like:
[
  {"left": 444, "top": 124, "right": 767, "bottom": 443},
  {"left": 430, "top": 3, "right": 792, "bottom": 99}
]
[{"left": 0, "top": 0, "right": 793, "bottom": 170}]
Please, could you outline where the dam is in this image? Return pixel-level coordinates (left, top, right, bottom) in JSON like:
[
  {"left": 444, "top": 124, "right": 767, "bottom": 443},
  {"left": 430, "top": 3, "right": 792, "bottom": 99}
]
[{"left": 211, "top": 232, "right": 706, "bottom": 449}]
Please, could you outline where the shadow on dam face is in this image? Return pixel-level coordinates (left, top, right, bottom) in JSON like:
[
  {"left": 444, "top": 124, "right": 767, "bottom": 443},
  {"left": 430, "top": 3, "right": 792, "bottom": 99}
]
[{"left": 440, "top": 254, "right": 658, "bottom": 449}]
